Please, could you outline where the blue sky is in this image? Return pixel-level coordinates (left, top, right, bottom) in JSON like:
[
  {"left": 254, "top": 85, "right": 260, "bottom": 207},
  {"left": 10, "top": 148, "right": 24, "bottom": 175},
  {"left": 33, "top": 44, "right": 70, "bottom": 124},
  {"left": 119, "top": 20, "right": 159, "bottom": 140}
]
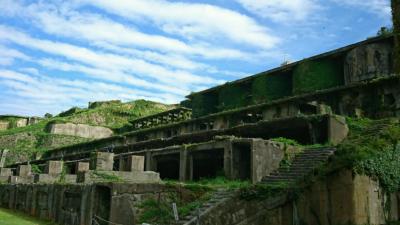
[{"left": 0, "top": 0, "right": 392, "bottom": 116}]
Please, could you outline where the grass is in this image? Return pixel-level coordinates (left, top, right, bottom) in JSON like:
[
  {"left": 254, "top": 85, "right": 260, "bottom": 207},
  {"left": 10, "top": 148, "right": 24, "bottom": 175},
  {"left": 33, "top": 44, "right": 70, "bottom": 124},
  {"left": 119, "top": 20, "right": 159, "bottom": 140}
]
[
  {"left": 166, "top": 176, "right": 251, "bottom": 190},
  {"left": 0, "top": 208, "right": 56, "bottom": 225}
]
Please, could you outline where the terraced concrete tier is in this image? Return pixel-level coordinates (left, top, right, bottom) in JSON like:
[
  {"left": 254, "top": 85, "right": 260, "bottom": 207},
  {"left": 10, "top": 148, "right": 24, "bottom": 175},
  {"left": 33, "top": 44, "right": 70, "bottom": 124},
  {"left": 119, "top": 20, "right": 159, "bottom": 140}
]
[{"left": 261, "top": 147, "right": 336, "bottom": 185}]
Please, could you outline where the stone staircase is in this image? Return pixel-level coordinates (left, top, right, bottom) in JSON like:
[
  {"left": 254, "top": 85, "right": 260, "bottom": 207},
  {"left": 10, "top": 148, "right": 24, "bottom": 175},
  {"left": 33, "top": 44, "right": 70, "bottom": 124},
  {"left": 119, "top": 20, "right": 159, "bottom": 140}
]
[
  {"left": 177, "top": 147, "right": 336, "bottom": 225},
  {"left": 261, "top": 147, "right": 336, "bottom": 185},
  {"left": 177, "top": 189, "right": 235, "bottom": 225}
]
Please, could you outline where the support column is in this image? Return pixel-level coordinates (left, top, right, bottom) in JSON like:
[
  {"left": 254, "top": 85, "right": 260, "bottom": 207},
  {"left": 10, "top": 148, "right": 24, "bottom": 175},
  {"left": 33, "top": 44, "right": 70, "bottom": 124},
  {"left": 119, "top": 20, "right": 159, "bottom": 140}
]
[
  {"left": 126, "top": 155, "right": 145, "bottom": 172},
  {"left": 179, "top": 146, "right": 188, "bottom": 182},
  {"left": 223, "top": 140, "right": 233, "bottom": 179},
  {"left": 76, "top": 162, "right": 90, "bottom": 173},
  {"left": 45, "top": 161, "right": 63, "bottom": 175},
  {"left": 0, "top": 149, "right": 9, "bottom": 168},
  {"left": 90, "top": 152, "right": 114, "bottom": 171},
  {"left": 145, "top": 151, "right": 152, "bottom": 171}
]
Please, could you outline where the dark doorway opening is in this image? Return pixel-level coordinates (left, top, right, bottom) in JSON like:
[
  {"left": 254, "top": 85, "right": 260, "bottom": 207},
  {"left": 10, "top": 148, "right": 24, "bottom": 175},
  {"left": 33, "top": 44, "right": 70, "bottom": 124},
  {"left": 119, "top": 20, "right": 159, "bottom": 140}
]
[
  {"left": 232, "top": 143, "right": 251, "bottom": 180},
  {"left": 155, "top": 153, "right": 180, "bottom": 180},
  {"left": 94, "top": 186, "right": 111, "bottom": 225},
  {"left": 192, "top": 149, "right": 224, "bottom": 180}
]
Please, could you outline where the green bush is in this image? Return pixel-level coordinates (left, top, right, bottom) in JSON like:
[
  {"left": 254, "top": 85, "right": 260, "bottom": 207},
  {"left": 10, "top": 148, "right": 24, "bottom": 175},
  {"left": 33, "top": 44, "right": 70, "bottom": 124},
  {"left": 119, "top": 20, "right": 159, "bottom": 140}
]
[{"left": 293, "top": 59, "right": 343, "bottom": 94}]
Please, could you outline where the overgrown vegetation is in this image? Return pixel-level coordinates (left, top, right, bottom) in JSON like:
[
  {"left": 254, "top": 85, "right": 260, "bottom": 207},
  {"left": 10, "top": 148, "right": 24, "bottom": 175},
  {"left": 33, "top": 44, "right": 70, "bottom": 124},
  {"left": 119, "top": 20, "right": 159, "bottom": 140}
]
[
  {"left": 91, "top": 171, "right": 123, "bottom": 182},
  {"left": 331, "top": 117, "right": 400, "bottom": 192},
  {"left": 293, "top": 59, "right": 344, "bottom": 94},
  {"left": 252, "top": 73, "right": 292, "bottom": 104},
  {"left": 138, "top": 183, "right": 213, "bottom": 224},
  {"left": 0, "top": 100, "right": 173, "bottom": 165},
  {"left": 167, "top": 176, "right": 251, "bottom": 190},
  {"left": 392, "top": 0, "right": 400, "bottom": 74}
]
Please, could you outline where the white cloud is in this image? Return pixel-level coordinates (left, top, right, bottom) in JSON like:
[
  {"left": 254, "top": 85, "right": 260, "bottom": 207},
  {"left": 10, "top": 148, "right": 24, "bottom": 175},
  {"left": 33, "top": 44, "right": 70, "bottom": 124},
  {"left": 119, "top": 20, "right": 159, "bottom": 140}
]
[
  {"left": 0, "top": 25, "right": 224, "bottom": 92},
  {"left": 74, "top": 0, "right": 280, "bottom": 49},
  {"left": 0, "top": 69, "right": 181, "bottom": 116},
  {"left": 0, "top": 44, "right": 31, "bottom": 65},
  {"left": 331, "top": 0, "right": 391, "bottom": 17},
  {"left": 235, "top": 0, "right": 321, "bottom": 22}
]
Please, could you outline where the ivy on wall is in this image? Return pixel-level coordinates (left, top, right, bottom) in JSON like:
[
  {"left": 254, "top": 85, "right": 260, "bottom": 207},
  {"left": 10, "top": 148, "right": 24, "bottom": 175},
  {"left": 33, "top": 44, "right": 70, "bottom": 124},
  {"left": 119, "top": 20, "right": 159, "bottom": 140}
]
[
  {"left": 293, "top": 59, "right": 344, "bottom": 94},
  {"left": 218, "top": 84, "right": 249, "bottom": 111},
  {"left": 191, "top": 92, "right": 218, "bottom": 118},
  {"left": 251, "top": 73, "right": 292, "bottom": 104},
  {"left": 392, "top": 0, "right": 400, "bottom": 74}
]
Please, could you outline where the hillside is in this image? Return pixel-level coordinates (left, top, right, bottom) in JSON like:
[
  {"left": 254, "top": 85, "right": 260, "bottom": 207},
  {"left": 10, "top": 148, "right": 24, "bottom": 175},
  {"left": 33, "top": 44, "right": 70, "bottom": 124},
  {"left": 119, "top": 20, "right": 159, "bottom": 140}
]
[{"left": 0, "top": 100, "right": 174, "bottom": 164}]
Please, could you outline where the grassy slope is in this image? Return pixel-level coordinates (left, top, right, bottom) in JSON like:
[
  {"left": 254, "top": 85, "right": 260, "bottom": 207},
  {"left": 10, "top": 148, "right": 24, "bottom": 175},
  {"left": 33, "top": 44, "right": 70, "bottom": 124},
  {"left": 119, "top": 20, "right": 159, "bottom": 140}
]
[
  {"left": 0, "top": 100, "right": 174, "bottom": 165},
  {"left": 0, "top": 208, "right": 56, "bottom": 225}
]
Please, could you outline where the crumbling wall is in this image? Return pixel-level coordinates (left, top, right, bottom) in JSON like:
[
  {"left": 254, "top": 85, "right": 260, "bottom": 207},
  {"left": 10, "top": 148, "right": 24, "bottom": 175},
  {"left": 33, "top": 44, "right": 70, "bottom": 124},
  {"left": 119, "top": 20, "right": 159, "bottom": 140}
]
[
  {"left": 194, "top": 170, "right": 399, "bottom": 225},
  {"left": 47, "top": 122, "right": 113, "bottom": 139},
  {"left": 344, "top": 42, "right": 393, "bottom": 84},
  {"left": 0, "top": 183, "right": 170, "bottom": 225}
]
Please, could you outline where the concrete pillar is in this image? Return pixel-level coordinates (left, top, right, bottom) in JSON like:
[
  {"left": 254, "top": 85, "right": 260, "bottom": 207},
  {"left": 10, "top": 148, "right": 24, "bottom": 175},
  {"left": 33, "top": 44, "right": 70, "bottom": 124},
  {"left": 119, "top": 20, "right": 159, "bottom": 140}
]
[
  {"left": 179, "top": 147, "right": 188, "bottom": 182},
  {"left": 328, "top": 115, "right": 349, "bottom": 145},
  {"left": 223, "top": 141, "right": 233, "bottom": 179},
  {"left": 145, "top": 151, "right": 152, "bottom": 171},
  {"left": 0, "top": 168, "right": 12, "bottom": 176},
  {"left": 0, "top": 149, "right": 8, "bottom": 168},
  {"left": 45, "top": 161, "right": 63, "bottom": 175},
  {"left": 76, "top": 162, "right": 90, "bottom": 173},
  {"left": 91, "top": 152, "right": 114, "bottom": 171},
  {"left": 17, "top": 165, "right": 32, "bottom": 177},
  {"left": 118, "top": 155, "right": 127, "bottom": 171},
  {"left": 126, "top": 155, "right": 145, "bottom": 172}
]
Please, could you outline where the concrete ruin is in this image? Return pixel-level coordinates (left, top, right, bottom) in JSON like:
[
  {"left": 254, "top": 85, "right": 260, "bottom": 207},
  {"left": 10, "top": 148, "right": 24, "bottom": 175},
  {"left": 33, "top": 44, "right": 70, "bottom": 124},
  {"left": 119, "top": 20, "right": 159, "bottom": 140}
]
[
  {"left": 0, "top": 35, "right": 399, "bottom": 225},
  {"left": 47, "top": 122, "right": 114, "bottom": 139}
]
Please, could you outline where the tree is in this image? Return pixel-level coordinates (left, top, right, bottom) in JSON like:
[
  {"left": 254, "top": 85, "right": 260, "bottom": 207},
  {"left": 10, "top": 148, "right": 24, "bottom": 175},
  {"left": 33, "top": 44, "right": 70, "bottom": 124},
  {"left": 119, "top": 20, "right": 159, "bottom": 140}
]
[{"left": 392, "top": 0, "right": 400, "bottom": 73}]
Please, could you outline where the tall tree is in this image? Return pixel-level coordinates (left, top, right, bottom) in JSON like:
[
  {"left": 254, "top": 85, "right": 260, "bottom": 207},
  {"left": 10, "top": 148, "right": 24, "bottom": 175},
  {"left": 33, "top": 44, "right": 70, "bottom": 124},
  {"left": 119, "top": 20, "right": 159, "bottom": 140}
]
[{"left": 392, "top": 0, "right": 400, "bottom": 73}]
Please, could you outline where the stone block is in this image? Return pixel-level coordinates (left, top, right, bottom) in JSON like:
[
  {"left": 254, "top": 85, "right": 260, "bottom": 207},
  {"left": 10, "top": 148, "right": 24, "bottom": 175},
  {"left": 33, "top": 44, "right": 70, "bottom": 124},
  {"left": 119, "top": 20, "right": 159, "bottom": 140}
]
[
  {"left": 0, "top": 168, "right": 12, "bottom": 176},
  {"left": 17, "top": 165, "right": 32, "bottom": 177},
  {"left": 77, "top": 170, "right": 160, "bottom": 184},
  {"left": 45, "top": 161, "right": 63, "bottom": 175},
  {"left": 76, "top": 162, "right": 90, "bottom": 173},
  {"left": 126, "top": 155, "right": 145, "bottom": 172},
  {"left": 9, "top": 175, "right": 34, "bottom": 184},
  {"left": 34, "top": 174, "right": 77, "bottom": 184},
  {"left": 91, "top": 152, "right": 114, "bottom": 171},
  {"left": 0, "top": 176, "right": 9, "bottom": 183}
]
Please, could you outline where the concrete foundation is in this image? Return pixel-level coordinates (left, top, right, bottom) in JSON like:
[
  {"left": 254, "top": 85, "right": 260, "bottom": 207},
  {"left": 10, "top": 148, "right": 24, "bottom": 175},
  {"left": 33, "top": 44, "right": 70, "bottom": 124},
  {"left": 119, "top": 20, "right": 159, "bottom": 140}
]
[{"left": 77, "top": 170, "right": 160, "bottom": 184}]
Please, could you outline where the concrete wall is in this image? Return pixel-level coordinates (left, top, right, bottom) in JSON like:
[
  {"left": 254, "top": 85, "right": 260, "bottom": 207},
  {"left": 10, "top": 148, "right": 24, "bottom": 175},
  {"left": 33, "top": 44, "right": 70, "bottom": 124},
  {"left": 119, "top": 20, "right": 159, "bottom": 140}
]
[
  {"left": 195, "top": 170, "right": 400, "bottom": 225},
  {"left": 0, "top": 121, "right": 9, "bottom": 130},
  {"left": 0, "top": 183, "right": 170, "bottom": 225},
  {"left": 48, "top": 122, "right": 113, "bottom": 139}
]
